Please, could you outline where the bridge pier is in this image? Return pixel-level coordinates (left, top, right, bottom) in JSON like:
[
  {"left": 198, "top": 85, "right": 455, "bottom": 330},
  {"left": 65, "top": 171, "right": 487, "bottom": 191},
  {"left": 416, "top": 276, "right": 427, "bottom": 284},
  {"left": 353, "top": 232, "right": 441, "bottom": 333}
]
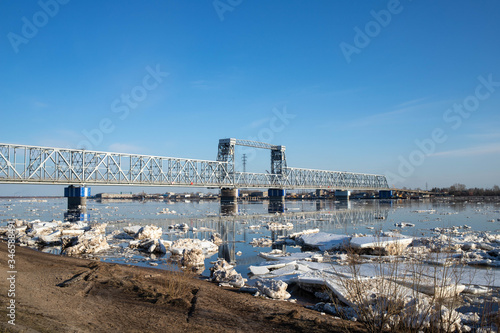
[
  {"left": 64, "top": 185, "right": 90, "bottom": 222},
  {"left": 335, "top": 190, "right": 350, "bottom": 200},
  {"left": 268, "top": 188, "right": 285, "bottom": 213},
  {"left": 220, "top": 188, "right": 238, "bottom": 204}
]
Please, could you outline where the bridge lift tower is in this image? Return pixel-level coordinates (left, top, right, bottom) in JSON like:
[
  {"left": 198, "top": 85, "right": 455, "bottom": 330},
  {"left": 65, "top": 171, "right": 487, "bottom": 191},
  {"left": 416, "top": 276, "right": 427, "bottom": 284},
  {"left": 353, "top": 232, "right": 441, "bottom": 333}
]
[
  {"left": 216, "top": 138, "right": 286, "bottom": 204},
  {"left": 216, "top": 138, "right": 286, "bottom": 175}
]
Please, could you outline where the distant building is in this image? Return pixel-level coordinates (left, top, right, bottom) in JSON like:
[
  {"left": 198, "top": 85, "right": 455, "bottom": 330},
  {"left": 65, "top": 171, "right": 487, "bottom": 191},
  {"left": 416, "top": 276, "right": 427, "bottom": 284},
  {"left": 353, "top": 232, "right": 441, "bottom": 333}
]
[
  {"left": 250, "top": 191, "right": 267, "bottom": 198},
  {"left": 96, "top": 193, "right": 133, "bottom": 199},
  {"left": 379, "top": 190, "right": 394, "bottom": 199},
  {"left": 239, "top": 190, "right": 268, "bottom": 199}
]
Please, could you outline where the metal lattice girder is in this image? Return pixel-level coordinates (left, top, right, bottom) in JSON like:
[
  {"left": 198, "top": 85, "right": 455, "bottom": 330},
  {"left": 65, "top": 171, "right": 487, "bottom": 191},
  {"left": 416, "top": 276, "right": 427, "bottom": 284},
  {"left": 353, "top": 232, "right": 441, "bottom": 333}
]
[
  {"left": 280, "top": 167, "right": 389, "bottom": 190},
  {"left": 234, "top": 139, "right": 280, "bottom": 150},
  {"left": 231, "top": 169, "right": 388, "bottom": 190},
  {"left": 0, "top": 143, "right": 229, "bottom": 187},
  {"left": 0, "top": 142, "right": 389, "bottom": 190}
]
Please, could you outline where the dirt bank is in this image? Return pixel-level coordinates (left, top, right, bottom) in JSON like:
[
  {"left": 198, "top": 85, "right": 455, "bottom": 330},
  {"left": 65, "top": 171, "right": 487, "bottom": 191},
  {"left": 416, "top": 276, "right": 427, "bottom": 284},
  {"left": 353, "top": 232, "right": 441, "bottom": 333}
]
[{"left": 0, "top": 242, "right": 363, "bottom": 332}]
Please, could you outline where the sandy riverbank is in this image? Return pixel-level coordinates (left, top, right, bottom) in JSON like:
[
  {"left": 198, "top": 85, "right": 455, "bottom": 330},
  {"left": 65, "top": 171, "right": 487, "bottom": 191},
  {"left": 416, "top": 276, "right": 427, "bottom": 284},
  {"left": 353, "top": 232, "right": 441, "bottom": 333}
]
[{"left": 0, "top": 242, "right": 363, "bottom": 332}]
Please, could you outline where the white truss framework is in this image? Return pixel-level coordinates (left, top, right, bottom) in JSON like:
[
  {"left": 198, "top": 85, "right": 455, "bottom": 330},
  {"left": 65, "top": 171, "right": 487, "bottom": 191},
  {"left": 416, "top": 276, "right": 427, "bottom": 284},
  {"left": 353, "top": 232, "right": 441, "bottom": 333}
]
[{"left": 0, "top": 143, "right": 389, "bottom": 190}]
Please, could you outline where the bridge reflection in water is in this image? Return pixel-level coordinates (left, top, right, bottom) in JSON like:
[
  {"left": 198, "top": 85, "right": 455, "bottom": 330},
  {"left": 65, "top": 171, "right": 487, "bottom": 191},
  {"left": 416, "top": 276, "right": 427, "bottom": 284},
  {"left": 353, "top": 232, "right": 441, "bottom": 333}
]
[
  {"left": 60, "top": 200, "right": 390, "bottom": 266},
  {"left": 215, "top": 201, "right": 390, "bottom": 264},
  {"left": 64, "top": 206, "right": 89, "bottom": 222}
]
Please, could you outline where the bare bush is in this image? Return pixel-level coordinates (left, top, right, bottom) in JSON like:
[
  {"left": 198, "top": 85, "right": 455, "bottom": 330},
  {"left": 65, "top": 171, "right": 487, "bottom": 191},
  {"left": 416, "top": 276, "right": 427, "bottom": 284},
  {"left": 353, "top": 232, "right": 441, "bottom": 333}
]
[
  {"left": 163, "top": 262, "right": 195, "bottom": 301},
  {"left": 329, "top": 235, "right": 469, "bottom": 332}
]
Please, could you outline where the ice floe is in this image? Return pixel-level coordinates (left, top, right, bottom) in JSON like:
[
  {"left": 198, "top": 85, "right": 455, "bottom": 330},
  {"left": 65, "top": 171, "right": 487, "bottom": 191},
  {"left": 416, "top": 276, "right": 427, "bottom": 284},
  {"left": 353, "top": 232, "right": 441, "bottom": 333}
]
[
  {"left": 181, "top": 248, "right": 205, "bottom": 267},
  {"left": 210, "top": 232, "right": 222, "bottom": 246},
  {"left": 350, "top": 234, "right": 413, "bottom": 255},
  {"left": 394, "top": 222, "right": 415, "bottom": 228},
  {"left": 254, "top": 279, "right": 290, "bottom": 300},
  {"left": 250, "top": 237, "right": 273, "bottom": 247},
  {"left": 134, "top": 225, "right": 163, "bottom": 240},
  {"left": 209, "top": 258, "right": 246, "bottom": 288},
  {"left": 297, "top": 232, "right": 349, "bottom": 251},
  {"left": 267, "top": 222, "right": 293, "bottom": 230},
  {"left": 170, "top": 238, "right": 218, "bottom": 255},
  {"left": 62, "top": 224, "right": 110, "bottom": 255},
  {"left": 247, "top": 227, "right": 500, "bottom": 331},
  {"left": 288, "top": 228, "right": 319, "bottom": 240}
]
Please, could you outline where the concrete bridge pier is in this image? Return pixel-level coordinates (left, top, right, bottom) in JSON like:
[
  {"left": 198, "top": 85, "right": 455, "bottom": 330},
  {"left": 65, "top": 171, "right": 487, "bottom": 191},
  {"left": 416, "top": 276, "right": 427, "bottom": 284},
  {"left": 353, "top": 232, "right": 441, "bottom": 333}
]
[
  {"left": 220, "top": 188, "right": 238, "bottom": 216},
  {"left": 64, "top": 185, "right": 90, "bottom": 222},
  {"left": 220, "top": 188, "right": 238, "bottom": 204},
  {"left": 268, "top": 188, "right": 285, "bottom": 213}
]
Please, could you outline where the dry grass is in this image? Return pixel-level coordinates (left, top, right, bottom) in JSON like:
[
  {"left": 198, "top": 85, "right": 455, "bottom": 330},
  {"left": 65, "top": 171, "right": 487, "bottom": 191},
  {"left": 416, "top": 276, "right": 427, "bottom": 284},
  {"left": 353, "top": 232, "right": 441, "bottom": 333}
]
[
  {"left": 329, "top": 235, "right": 472, "bottom": 333},
  {"left": 162, "top": 262, "right": 197, "bottom": 301}
]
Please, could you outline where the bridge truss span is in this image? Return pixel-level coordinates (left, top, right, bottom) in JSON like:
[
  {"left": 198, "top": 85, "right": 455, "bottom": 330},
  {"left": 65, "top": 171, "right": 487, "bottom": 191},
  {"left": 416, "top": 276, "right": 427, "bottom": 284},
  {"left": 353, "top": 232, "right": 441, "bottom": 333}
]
[
  {"left": 282, "top": 167, "right": 388, "bottom": 190},
  {"left": 231, "top": 169, "right": 388, "bottom": 190},
  {"left": 0, "top": 143, "right": 230, "bottom": 186},
  {"left": 0, "top": 142, "right": 389, "bottom": 190}
]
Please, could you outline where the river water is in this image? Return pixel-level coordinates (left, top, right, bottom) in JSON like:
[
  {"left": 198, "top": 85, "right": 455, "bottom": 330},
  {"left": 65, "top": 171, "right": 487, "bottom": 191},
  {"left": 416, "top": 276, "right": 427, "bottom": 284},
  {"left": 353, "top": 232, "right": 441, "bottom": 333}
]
[{"left": 1, "top": 197, "right": 500, "bottom": 277}]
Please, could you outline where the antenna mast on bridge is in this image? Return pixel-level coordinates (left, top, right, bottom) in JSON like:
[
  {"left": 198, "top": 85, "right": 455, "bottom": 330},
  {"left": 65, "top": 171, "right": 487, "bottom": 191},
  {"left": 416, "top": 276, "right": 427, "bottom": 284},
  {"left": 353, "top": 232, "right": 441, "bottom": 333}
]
[{"left": 242, "top": 154, "right": 247, "bottom": 173}]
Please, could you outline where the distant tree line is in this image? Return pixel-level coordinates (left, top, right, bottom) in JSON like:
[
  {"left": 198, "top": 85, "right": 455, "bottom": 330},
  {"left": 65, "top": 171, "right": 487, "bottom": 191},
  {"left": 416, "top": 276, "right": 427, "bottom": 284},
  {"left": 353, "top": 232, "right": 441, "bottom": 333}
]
[{"left": 430, "top": 183, "right": 500, "bottom": 196}]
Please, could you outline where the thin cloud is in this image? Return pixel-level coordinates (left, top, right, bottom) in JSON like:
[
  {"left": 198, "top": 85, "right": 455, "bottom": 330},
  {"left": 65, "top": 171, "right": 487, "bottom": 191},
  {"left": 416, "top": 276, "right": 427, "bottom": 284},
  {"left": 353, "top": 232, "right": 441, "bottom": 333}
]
[
  {"left": 467, "top": 132, "right": 500, "bottom": 140},
  {"left": 349, "top": 99, "right": 450, "bottom": 128},
  {"left": 247, "top": 117, "right": 271, "bottom": 129},
  {"left": 33, "top": 101, "right": 49, "bottom": 109},
  {"left": 394, "top": 97, "right": 429, "bottom": 108},
  {"left": 348, "top": 107, "right": 412, "bottom": 128},
  {"left": 292, "top": 85, "right": 364, "bottom": 99},
  {"left": 431, "top": 143, "right": 500, "bottom": 157},
  {"left": 190, "top": 79, "right": 219, "bottom": 90}
]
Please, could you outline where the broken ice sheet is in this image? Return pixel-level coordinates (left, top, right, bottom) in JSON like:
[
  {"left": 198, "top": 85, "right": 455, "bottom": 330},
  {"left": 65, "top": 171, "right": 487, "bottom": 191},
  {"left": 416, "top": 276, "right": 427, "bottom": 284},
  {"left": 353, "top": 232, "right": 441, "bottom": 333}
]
[{"left": 298, "top": 232, "right": 350, "bottom": 251}]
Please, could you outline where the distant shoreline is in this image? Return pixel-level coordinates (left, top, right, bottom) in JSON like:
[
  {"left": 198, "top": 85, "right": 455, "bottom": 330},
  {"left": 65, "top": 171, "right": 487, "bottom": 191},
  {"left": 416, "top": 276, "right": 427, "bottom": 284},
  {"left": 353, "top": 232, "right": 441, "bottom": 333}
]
[
  {"left": 0, "top": 195, "right": 499, "bottom": 202},
  {"left": 0, "top": 196, "right": 65, "bottom": 199}
]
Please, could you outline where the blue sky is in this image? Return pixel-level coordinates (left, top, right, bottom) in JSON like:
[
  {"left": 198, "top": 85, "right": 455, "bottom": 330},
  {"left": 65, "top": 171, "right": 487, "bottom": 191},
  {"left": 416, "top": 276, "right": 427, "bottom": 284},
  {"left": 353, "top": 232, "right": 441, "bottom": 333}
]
[{"left": 1, "top": 0, "right": 499, "bottom": 195}]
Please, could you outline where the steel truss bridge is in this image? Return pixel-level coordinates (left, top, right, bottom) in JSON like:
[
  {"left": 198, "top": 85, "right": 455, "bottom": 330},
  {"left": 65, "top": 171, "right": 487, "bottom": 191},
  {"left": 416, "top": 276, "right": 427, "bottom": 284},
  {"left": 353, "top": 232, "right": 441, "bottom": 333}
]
[{"left": 0, "top": 139, "right": 389, "bottom": 190}]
